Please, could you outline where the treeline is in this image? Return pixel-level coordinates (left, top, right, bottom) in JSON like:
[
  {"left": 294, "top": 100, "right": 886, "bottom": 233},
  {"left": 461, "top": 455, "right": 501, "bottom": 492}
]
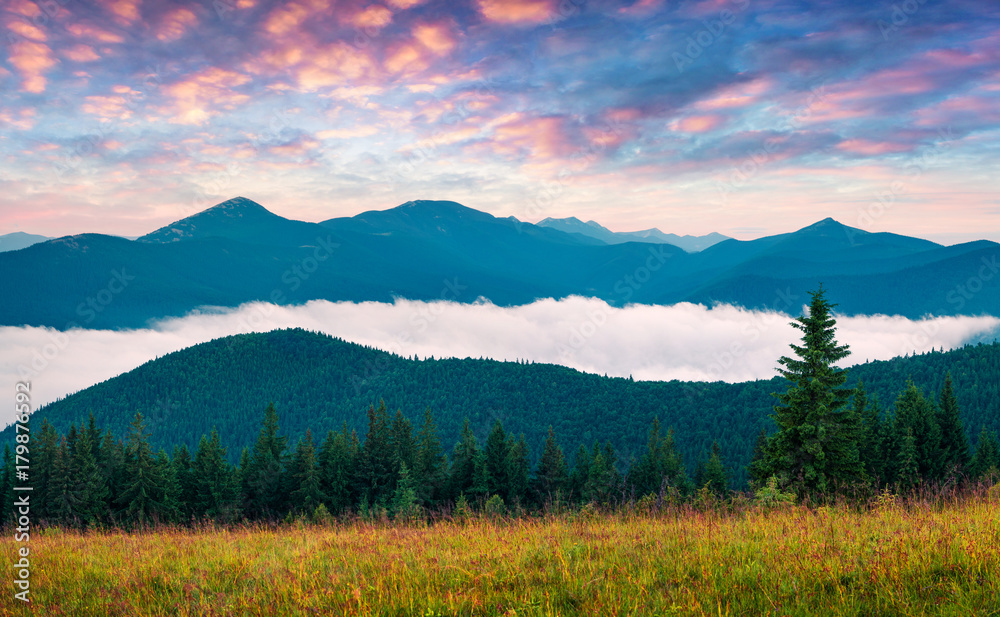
[
  {"left": 4, "top": 402, "right": 733, "bottom": 528},
  {"left": 5, "top": 387, "right": 999, "bottom": 529}
]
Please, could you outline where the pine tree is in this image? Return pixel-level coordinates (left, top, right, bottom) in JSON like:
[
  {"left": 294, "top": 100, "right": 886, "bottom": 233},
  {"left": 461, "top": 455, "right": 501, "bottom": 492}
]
[
  {"left": 936, "top": 373, "right": 970, "bottom": 476},
  {"left": 357, "top": 401, "right": 394, "bottom": 507},
  {"left": 391, "top": 462, "right": 420, "bottom": 521},
  {"left": 896, "top": 427, "right": 919, "bottom": 490},
  {"left": 67, "top": 425, "right": 108, "bottom": 527},
  {"left": 892, "top": 383, "right": 942, "bottom": 481},
  {"left": 172, "top": 444, "right": 197, "bottom": 522},
  {"left": 504, "top": 434, "right": 530, "bottom": 506},
  {"left": 856, "top": 384, "right": 885, "bottom": 483},
  {"left": 117, "top": 413, "right": 168, "bottom": 527},
  {"left": 532, "top": 426, "right": 568, "bottom": 505},
  {"left": 483, "top": 420, "right": 510, "bottom": 498},
  {"left": 287, "top": 429, "right": 325, "bottom": 513},
  {"left": 193, "top": 429, "right": 240, "bottom": 522},
  {"left": 98, "top": 430, "right": 126, "bottom": 523},
  {"left": 570, "top": 444, "right": 592, "bottom": 502},
  {"left": 156, "top": 450, "right": 182, "bottom": 524},
  {"left": 319, "top": 426, "right": 356, "bottom": 514},
  {"left": 243, "top": 403, "right": 288, "bottom": 518},
  {"left": 701, "top": 441, "right": 729, "bottom": 496},
  {"left": 747, "top": 428, "right": 771, "bottom": 489},
  {"left": 768, "top": 286, "right": 861, "bottom": 497},
  {"left": 389, "top": 409, "right": 417, "bottom": 474},
  {"left": 33, "top": 420, "right": 59, "bottom": 522},
  {"left": 448, "top": 419, "right": 485, "bottom": 501},
  {"left": 627, "top": 419, "right": 686, "bottom": 496},
  {"left": 970, "top": 426, "right": 1000, "bottom": 480},
  {"left": 49, "top": 436, "right": 73, "bottom": 525},
  {"left": 413, "top": 408, "right": 447, "bottom": 507}
]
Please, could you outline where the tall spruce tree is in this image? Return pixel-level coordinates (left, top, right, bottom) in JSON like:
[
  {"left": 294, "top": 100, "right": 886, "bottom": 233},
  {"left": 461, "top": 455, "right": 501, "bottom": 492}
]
[
  {"left": 193, "top": 429, "right": 240, "bottom": 521},
  {"left": 448, "top": 419, "right": 485, "bottom": 500},
  {"left": 892, "top": 383, "right": 942, "bottom": 481},
  {"left": 117, "top": 413, "right": 168, "bottom": 526},
  {"left": 33, "top": 420, "right": 59, "bottom": 522},
  {"left": 767, "top": 286, "right": 861, "bottom": 497},
  {"left": 67, "top": 426, "right": 108, "bottom": 527},
  {"left": 357, "top": 401, "right": 395, "bottom": 506},
  {"left": 970, "top": 426, "right": 1000, "bottom": 479},
  {"left": 569, "top": 444, "right": 592, "bottom": 502},
  {"left": 856, "top": 384, "right": 886, "bottom": 483},
  {"left": 483, "top": 420, "right": 510, "bottom": 498},
  {"left": 504, "top": 434, "right": 531, "bottom": 506},
  {"left": 243, "top": 403, "right": 288, "bottom": 518},
  {"left": 413, "top": 408, "right": 447, "bottom": 507},
  {"left": 896, "top": 427, "right": 920, "bottom": 490},
  {"left": 747, "top": 428, "right": 771, "bottom": 489},
  {"left": 287, "top": 429, "right": 325, "bottom": 513},
  {"left": 532, "top": 426, "right": 568, "bottom": 505},
  {"left": 319, "top": 426, "right": 357, "bottom": 514},
  {"left": 936, "top": 373, "right": 970, "bottom": 476}
]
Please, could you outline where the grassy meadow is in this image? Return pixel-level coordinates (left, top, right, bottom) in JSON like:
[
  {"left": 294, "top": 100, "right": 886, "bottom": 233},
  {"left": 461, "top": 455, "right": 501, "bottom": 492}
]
[{"left": 3, "top": 490, "right": 1000, "bottom": 616}]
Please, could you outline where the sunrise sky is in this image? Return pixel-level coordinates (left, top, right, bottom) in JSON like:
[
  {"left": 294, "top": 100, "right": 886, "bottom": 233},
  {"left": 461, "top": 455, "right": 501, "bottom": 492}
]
[{"left": 1, "top": 0, "right": 998, "bottom": 242}]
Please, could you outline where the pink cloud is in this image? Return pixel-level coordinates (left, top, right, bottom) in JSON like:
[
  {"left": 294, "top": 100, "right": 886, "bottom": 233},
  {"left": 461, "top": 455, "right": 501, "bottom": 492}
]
[
  {"left": 67, "top": 23, "right": 126, "bottom": 44},
  {"left": 491, "top": 114, "right": 577, "bottom": 159},
  {"left": 672, "top": 115, "right": 726, "bottom": 133},
  {"left": 155, "top": 7, "right": 199, "bottom": 42},
  {"left": 63, "top": 44, "right": 101, "bottom": 62},
  {"left": 413, "top": 22, "right": 456, "bottom": 55},
  {"left": 159, "top": 68, "right": 252, "bottom": 125},
  {"left": 0, "top": 107, "right": 36, "bottom": 131},
  {"left": 102, "top": 0, "right": 142, "bottom": 25},
  {"left": 5, "top": 18, "right": 46, "bottom": 42},
  {"left": 7, "top": 40, "right": 56, "bottom": 93},
  {"left": 695, "top": 77, "right": 776, "bottom": 111},
  {"left": 350, "top": 5, "right": 393, "bottom": 28},
  {"left": 476, "top": 0, "right": 557, "bottom": 25},
  {"left": 836, "top": 139, "right": 913, "bottom": 156}
]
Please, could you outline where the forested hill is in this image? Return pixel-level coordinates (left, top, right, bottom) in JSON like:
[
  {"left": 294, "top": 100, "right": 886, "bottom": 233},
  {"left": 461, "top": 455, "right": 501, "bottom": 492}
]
[{"left": 12, "top": 329, "right": 1000, "bottom": 487}]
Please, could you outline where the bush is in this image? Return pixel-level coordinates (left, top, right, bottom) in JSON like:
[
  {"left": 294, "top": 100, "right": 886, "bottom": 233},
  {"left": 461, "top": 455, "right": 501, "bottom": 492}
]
[
  {"left": 484, "top": 495, "right": 506, "bottom": 518},
  {"left": 754, "top": 476, "right": 796, "bottom": 509}
]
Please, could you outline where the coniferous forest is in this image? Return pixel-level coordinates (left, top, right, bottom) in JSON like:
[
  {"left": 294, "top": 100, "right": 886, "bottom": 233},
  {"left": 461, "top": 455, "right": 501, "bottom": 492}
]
[{"left": 5, "top": 292, "right": 999, "bottom": 529}]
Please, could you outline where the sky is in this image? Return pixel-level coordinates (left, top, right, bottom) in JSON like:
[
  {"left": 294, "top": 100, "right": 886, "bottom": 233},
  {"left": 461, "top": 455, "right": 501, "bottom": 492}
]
[
  {"left": 5, "top": 297, "right": 999, "bottom": 411},
  {"left": 1, "top": 0, "right": 999, "bottom": 241}
]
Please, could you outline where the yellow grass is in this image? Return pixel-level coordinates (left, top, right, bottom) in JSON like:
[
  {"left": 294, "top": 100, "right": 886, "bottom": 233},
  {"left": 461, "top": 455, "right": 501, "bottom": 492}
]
[{"left": 3, "top": 495, "right": 1000, "bottom": 616}]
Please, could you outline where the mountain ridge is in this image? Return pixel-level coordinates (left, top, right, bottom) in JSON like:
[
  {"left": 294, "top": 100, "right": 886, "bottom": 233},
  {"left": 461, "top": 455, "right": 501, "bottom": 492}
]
[{"left": 2, "top": 197, "right": 998, "bottom": 329}]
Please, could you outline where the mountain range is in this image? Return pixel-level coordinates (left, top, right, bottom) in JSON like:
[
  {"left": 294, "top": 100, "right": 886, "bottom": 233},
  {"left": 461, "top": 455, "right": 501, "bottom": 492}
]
[
  {"left": 0, "top": 231, "right": 50, "bottom": 253},
  {"left": 1, "top": 196, "right": 998, "bottom": 329},
  {"left": 12, "top": 328, "right": 1000, "bottom": 487},
  {"left": 537, "top": 216, "right": 730, "bottom": 252}
]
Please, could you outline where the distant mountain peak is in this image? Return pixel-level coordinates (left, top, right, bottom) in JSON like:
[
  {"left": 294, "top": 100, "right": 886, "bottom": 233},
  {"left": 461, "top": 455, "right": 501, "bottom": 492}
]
[
  {"left": 137, "top": 196, "right": 321, "bottom": 245},
  {"left": 200, "top": 196, "right": 275, "bottom": 217}
]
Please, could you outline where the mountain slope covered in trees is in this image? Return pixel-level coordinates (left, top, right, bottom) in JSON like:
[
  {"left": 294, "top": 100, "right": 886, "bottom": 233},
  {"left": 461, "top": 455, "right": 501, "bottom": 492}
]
[{"left": 11, "top": 329, "right": 1000, "bottom": 488}]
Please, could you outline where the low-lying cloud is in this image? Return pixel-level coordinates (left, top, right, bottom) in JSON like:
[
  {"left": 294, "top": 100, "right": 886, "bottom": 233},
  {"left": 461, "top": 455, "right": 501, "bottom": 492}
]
[{"left": 3, "top": 297, "right": 999, "bottom": 416}]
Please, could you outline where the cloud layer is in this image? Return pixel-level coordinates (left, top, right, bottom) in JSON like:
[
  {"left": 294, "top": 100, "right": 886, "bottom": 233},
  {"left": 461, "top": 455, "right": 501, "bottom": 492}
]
[{"left": 4, "top": 297, "right": 998, "bottom": 415}]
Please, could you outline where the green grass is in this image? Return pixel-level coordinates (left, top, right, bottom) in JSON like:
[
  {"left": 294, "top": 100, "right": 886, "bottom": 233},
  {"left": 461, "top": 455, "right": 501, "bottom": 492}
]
[{"left": 3, "top": 492, "right": 1000, "bottom": 616}]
